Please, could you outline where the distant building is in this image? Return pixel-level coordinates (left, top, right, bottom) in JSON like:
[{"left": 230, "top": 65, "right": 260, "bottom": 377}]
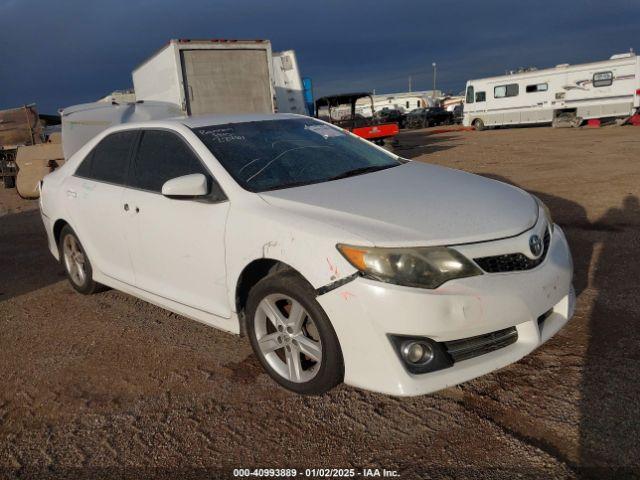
[
  {"left": 368, "top": 90, "right": 443, "bottom": 114},
  {"left": 327, "top": 90, "right": 444, "bottom": 120}
]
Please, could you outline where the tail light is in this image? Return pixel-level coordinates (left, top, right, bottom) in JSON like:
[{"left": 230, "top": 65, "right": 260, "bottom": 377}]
[{"left": 636, "top": 89, "right": 640, "bottom": 95}]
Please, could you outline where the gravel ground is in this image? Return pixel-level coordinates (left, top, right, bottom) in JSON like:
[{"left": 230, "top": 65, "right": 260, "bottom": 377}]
[{"left": 1, "top": 125, "right": 639, "bottom": 479}]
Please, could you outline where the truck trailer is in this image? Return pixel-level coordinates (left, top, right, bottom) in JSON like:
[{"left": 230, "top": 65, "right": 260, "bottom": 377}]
[
  {"left": 463, "top": 52, "right": 640, "bottom": 129},
  {"left": 272, "top": 50, "right": 308, "bottom": 115},
  {"left": 132, "top": 39, "right": 276, "bottom": 116},
  {"left": 0, "top": 104, "right": 44, "bottom": 188}
]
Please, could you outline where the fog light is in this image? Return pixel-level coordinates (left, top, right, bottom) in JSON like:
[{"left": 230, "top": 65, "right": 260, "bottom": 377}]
[
  {"left": 388, "top": 335, "right": 454, "bottom": 374},
  {"left": 401, "top": 340, "right": 434, "bottom": 365}
]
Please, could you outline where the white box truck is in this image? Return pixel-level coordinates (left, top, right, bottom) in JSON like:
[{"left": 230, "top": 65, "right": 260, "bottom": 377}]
[
  {"left": 463, "top": 51, "right": 640, "bottom": 129},
  {"left": 272, "top": 50, "right": 308, "bottom": 115},
  {"left": 132, "top": 39, "right": 276, "bottom": 116}
]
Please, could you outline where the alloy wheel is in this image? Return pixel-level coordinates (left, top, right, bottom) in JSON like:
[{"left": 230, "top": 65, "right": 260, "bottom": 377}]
[
  {"left": 63, "top": 234, "right": 87, "bottom": 286},
  {"left": 253, "top": 294, "right": 322, "bottom": 383}
]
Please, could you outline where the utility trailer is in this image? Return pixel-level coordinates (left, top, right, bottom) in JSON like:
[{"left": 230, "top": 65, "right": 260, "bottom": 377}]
[
  {"left": 315, "top": 93, "right": 399, "bottom": 145},
  {"left": 272, "top": 50, "right": 308, "bottom": 115},
  {"left": 463, "top": 52, "right": 640, "bottom": 130},
  {"left": 0, "top": 105, "right": 43, "bottom": 188},
  {"left": 133, "top": 39, "right": 276, "bottom": 116}
]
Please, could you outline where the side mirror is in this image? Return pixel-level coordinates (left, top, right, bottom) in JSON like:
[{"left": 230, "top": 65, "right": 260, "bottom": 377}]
[{"left": 161, "top": 173, "right": 209, "bottom": 198}]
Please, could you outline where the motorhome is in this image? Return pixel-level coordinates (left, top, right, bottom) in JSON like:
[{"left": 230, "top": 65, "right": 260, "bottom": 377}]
[{"left": 463, "top": 52, "right": 640, "bottom": 129}]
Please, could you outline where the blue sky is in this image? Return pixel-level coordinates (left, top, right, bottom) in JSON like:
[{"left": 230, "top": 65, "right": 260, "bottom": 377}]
[{"left": 0, "top": 0, "right": 638, "bottom": 113}]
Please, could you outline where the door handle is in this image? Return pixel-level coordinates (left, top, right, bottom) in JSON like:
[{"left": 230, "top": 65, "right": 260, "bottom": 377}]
[
  {"left": 66, "top": 189, "right": 77, "bottom": 198},
  {"left": 124, "top": 203, "right": 130, "bottom": 212}
]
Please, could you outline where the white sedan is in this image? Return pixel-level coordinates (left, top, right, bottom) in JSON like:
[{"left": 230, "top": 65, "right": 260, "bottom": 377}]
[{"left": 39, "top": 113, "right": 575, "bottom": 396}]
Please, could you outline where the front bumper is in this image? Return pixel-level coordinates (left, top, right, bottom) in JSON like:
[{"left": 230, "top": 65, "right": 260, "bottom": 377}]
[{"left": 317, "top": 226, "right": 575, "bottom": 396}]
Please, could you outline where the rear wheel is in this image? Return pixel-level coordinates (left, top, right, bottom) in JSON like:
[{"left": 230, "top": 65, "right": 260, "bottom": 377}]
[
  {"left": 59, "top": 226, "right": 99, "bottom": 294},
  {"left": 473, "top": 118, "right": 485, "bottom": 131},
  {"left": 246, "top": 270, "right": 343, "bottom": 395}
]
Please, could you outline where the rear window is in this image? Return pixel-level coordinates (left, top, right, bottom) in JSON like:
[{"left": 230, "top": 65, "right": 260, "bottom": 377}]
[
  {"left": 593, "top": 71, "right": 613, "bottom": 87},
  {"left": 193, "top": 118, "right": 400, "bottom": 192},
  {"left": 75, "top": 131, "right": 137, "bottom": 185}
]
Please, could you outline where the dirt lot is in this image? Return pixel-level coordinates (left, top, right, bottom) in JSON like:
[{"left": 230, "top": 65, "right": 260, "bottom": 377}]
[{"left": 1, "top": 125, "right": 639, "bottom": 479}]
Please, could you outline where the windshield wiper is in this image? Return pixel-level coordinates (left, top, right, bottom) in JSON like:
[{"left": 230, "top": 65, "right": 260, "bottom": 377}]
[{"left": 328, "top": 164, "right": 397, "bottom": 182}]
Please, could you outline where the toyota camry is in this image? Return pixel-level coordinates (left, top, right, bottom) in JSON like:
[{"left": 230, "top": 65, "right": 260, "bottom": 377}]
[{"left": 39, "top": 113, "right": 575, "bottom": 396}]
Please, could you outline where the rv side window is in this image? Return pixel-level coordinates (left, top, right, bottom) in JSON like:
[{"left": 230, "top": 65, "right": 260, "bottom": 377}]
[
  {"left": 526, "top": 83, "right": 548, "bottom": 93},
  {"left": 593, "top": 71, "right": 613, "bottom": 87},
  {"left": 475, "top": 91, "right": 486, "bottom": 102},
  {"left": 466, "top": 86, "right": 474, "bottom": 103},
  {"left": 406, "top": 101, "right": 410, "bottom": 109},
  {"left": 494, "top": 83, "right": 519, "bottom": 98}
]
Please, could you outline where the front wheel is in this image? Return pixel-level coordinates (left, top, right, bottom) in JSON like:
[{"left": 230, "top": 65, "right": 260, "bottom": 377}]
[
  {"left": 473, "top": 118, "right": 485, "bottom": 131},
  {"left": 246, "top": 270, "right": 344, "bottom": 395}
]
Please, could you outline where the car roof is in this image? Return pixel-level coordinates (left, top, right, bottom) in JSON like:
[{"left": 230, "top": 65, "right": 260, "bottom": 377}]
[
  {"left": 110, "top": 112, "right": 306, "bottom": 131},
  {"left": 181, "top": 113, "right": 303, "bottom": 128}
]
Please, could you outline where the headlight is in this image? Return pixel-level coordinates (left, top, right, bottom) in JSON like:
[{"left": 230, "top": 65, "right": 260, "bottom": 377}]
[
  {"left": 533, "top": 195, "right": 554, "bottom": 231},
  {"left": 337, "top": 244, "right": 482, "bottom": 289}
]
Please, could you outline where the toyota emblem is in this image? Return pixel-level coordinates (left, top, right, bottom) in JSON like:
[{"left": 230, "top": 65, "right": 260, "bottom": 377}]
[{"left": 529, "top": 234, "right": 543, "bottom": 257}]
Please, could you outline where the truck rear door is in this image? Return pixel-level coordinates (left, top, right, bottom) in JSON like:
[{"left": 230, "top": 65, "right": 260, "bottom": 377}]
[{"left": 181, "top": 49, "right": 273, "bottom": 115}]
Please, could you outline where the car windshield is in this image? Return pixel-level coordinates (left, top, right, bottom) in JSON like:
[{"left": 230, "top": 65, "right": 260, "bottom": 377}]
[{"left": 192, "top": 118, "right": 401, "bottom": 192}]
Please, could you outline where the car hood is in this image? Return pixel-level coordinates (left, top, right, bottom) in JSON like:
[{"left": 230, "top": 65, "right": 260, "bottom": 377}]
[{"left": 259, "top": 162, "right": 538, "bottom": 246}]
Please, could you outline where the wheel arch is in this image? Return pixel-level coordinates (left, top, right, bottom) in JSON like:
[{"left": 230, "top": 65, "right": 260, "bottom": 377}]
[
  {"left": 234, "top": 258, "right": 311, "bottom": 334},
  {"left": 53, "top": 218, "right": 70, "bottom": 248}
]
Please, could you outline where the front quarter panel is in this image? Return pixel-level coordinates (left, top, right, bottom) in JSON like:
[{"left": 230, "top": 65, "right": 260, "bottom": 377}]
[{"left": 224, "top": 194, "right": 368, "bottom": 312}]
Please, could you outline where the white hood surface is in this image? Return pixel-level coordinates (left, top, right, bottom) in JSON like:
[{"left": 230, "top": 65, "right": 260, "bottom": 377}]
[{"left": 259, "top": 162, "right": 538, "bottom": 246}]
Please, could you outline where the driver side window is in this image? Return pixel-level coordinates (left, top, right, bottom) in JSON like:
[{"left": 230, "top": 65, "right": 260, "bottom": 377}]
[
  {"left": 130, "top": 130, "right": 224, "bottom": 200},
  {"left": 466, "top": 86, "right": 475, "bottom": 104}
]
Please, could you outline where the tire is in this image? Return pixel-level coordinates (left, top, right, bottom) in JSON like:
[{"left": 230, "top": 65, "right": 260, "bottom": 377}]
[
  {"left": 423, "top": 118, "right": 430, "bottom": 128},
  {"left": 246, "top": 270, "right": 344, "bottom": 395},
  {"left": 473, "top": 118, "right": 485, "bottom": 131},
  {"left": 58, "top": 225, "right": 100, "bottom": 295}
]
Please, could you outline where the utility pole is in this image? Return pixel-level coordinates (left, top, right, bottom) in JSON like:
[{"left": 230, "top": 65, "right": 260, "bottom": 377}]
[
  {"left": 432, "top": 62, "right": 437, "bottom": 99},
  {"left": 408, "top": 75, "right": 412, "bottom": 92}
]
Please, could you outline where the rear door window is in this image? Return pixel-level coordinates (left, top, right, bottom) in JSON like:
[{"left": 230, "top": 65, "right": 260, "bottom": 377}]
[
  {"left": 75, "top": 131, "right": 137, "bottom": 185},
  {"left": 130, "top": 130, "right": 210, "bottom": 193}
]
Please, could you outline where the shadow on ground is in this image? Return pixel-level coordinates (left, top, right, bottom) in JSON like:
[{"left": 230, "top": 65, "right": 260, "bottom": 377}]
[
  {"left": 394, "top": 132, "right": 458, "bottom": 158},
  {"left": 0, "top": 209, "right": 63, "bottom": 301},
  {"left": 482, "top": 173, "right": 640, "bottom": 477}
]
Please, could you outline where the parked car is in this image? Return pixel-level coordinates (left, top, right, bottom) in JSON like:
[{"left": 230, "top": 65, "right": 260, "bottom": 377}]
[
  {"left": 39, "top": 113, "right": 575, "bottom": 396},
  {"left": 406, "top": 107, "right": 453, "bottom": 129},
  {"left": 452, "top": 104, "right": 464, "bottom": 124},
  {"left": 376, "top": 108, "right": 406, "bottom": 129}
]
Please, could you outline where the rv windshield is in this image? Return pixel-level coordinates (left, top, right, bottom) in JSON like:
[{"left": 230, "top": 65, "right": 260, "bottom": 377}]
[{"left": 192, "top": 118, "right": 401, "bottom": 192}]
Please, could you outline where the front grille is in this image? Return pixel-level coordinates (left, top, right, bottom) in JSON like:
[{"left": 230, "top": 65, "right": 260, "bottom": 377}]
[
  {"left": 473, "top": 229, "right": 551, "bottom": 273},
  {"left": 444, "top": 326, "right": 518, "bottom": 362}
]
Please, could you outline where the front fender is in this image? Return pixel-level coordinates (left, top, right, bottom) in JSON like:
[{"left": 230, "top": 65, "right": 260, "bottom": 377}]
[{"left": 224, "top": 196, "right": 367, "bottom": 312}]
